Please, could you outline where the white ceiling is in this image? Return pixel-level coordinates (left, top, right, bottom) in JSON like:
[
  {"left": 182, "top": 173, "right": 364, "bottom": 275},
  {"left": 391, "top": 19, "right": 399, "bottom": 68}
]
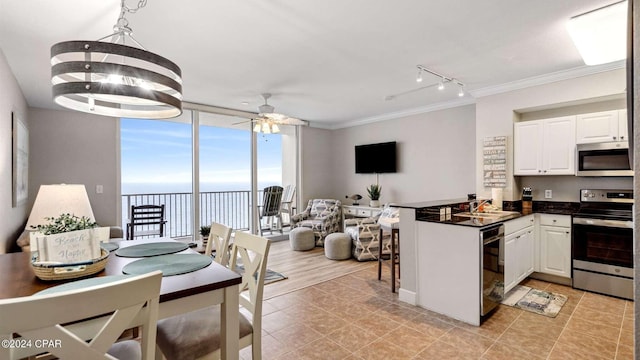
[{"left": 0, "top": 0, "right": 626, "bottom": 129}]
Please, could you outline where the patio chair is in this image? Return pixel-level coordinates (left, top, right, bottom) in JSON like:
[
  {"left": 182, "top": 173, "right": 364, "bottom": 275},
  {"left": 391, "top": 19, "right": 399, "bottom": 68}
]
[
  {"left": 126, "top": 204, "right": 167, "bottom": 240},
  {"left": 280, "top": 184, "right": 296, "bottom": 228},
  {"left": 156, "top": 231, "right": 271, "bottom": 360},
  {"left": 259, "top": 186, "right": 284, "bottom": 236},
  {"left": 0, "top": 271, "right": 162, "bottom": 360}
]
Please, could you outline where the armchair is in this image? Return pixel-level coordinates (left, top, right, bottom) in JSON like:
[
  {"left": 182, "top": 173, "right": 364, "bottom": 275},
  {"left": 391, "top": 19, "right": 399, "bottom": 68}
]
[
  {"left": 345, "top": 204, "right": 399, "bottom": 261},
  {"left": 291, "top": 199, "right": 342, "bottom": 246}
]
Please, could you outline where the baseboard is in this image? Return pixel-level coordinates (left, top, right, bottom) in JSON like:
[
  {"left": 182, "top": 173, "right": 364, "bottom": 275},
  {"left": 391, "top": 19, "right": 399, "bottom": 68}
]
[
  {"left": 529, "top": 272, "right": 572, "bottom": 286},
  {"left": 398, "top": 288, "right": 416, "bottom": 305}
]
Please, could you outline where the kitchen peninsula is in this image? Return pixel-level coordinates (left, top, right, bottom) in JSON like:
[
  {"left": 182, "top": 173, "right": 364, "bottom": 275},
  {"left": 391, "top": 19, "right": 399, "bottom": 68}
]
[{"left": 396, "top": 198, "right": 523, "bottom": 326}]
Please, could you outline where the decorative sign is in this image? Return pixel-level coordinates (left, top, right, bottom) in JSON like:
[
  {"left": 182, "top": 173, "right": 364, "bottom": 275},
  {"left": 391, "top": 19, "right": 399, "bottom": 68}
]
[
  {"left": 483, "top": 136, "right": 507, "bottom": 188},
  {"left": 33, "top": 228, "right": 108, "bottom": 264}
]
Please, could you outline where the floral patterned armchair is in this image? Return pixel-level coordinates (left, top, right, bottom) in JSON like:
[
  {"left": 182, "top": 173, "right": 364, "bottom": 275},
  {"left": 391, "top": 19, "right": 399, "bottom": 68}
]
[
  {"left": 291, "top": 199, "right": 342, "bottom": 246},
  {"left": 345, "top": 204, "right": 399, "bottom": 261}
]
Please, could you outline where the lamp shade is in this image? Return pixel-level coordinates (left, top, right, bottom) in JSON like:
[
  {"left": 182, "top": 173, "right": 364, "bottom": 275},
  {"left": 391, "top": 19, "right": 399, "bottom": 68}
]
[{"left": 26, "top": 184, "right": 95, "bottom": 229}]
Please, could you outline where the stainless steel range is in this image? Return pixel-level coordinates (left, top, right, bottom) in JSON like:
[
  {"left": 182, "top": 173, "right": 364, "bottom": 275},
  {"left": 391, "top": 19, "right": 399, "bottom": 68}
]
[{"left": 572, "top": 189, "right": 634, "bottom": 300}]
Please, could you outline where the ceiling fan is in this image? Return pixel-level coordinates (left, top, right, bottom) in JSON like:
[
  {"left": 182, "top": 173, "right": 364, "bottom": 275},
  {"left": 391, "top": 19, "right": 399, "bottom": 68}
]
[{"left": 234, "top": 93, "right": 306, "bottom": 133}]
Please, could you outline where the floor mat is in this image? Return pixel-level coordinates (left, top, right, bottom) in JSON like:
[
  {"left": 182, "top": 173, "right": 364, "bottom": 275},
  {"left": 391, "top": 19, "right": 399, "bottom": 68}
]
[{"left": 502, "top": 285, "right": 567, "bottom": 317}]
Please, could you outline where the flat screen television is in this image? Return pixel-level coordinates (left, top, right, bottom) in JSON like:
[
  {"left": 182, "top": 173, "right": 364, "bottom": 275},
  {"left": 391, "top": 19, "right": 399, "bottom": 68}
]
[{"left": 355, "top": 141, "right": 397, "bottom": 173}]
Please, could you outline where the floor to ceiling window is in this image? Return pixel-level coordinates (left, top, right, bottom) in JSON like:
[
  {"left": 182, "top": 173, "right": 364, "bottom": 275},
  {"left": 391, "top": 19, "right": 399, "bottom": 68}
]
[{"left": 120, "top": 106, "right": 297, "bottom": 239}]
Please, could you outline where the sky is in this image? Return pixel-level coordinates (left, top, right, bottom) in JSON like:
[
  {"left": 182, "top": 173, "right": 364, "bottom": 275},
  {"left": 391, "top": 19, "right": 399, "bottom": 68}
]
[{"left": 120, "top": 118, "right": 282, "bottom": 194}]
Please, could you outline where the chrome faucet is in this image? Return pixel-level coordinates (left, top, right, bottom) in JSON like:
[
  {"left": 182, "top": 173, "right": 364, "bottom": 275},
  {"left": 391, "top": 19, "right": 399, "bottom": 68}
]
[{"left": 469, "top": 199, "right": 491, "bottom": 214}]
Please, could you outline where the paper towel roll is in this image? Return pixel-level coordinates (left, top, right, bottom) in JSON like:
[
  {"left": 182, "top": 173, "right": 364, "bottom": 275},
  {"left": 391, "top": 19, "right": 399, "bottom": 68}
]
[{"left": 491, "top": 188, "right": 503, "bottom": 210}]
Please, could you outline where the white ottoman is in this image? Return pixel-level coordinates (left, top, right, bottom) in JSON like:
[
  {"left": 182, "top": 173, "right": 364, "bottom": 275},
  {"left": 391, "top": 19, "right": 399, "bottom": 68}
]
[
  {"left": 289, "top": 227, "right": 315, "bottom": 251},
  {"left": 324, "top": 232, "right": 352, "bottom": 260}
]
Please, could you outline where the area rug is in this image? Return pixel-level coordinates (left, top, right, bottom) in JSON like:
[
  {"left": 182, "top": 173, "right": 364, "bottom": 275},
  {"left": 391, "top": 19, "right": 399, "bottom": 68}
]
[
  {"left": 234, "top": 265, "right": 288, "bottom": 285},
  {"left": 502, "top": 285, "right": 568, "bottom": 318}
]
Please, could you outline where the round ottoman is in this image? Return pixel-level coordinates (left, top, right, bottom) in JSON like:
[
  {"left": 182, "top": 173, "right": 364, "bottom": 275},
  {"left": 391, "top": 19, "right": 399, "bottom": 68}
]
[
  {"left": 289, "top": 227, "right": 315, "bottom": 251},
  {"left": 324, "top": 232, "right": 352, "bottom": 260}
]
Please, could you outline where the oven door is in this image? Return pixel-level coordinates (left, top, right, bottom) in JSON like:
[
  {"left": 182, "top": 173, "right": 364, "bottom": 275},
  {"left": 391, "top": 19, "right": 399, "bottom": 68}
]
[{"left": 572, "top": 218, "right": 633, "bottom": 268}]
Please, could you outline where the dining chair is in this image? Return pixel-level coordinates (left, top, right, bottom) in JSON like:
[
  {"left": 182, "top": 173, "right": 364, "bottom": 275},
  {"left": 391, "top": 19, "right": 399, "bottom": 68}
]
[
  {"left": 126, "top": 204, "right": 167, "bottom": 240},
  {"left": 0, "top": 271, "right": 162, "bottom": 360},
  {"left": 205, "top": 222, "right": 233, "bottom": 266},
  {"left": 258, "top": 186, "right": 283, "bottom": 236},
  {"left": 156, "top": 231, "right": 271, "bottom": 360}
]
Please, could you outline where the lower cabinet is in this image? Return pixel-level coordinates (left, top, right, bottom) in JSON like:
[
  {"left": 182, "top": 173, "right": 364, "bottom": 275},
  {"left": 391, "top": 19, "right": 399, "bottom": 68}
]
[
  {"left": 504, "top": 225, "right": 534, "bottom": 293},
  {"left": 539, "top": 224, "right": 571, "bottom": 278}
]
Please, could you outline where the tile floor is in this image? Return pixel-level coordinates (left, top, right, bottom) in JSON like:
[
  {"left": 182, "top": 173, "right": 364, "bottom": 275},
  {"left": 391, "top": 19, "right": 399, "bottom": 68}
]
[{"left": 242, "top": 264, "right": 635, "bottom": 360}]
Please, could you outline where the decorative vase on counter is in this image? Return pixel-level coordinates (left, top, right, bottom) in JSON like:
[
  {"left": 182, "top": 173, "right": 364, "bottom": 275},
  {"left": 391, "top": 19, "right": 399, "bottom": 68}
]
[{"left": 369, "top": 200, "right": 380, "bottom": 208}]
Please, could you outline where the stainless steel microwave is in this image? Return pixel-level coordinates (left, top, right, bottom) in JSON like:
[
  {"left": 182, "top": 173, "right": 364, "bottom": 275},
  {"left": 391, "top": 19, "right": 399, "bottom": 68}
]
[{"left": 576, "top": 142, "right": 633, "bottom": 176}]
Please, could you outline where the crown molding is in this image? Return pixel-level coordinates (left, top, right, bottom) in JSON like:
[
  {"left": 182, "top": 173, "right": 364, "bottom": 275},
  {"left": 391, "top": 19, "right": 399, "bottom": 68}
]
[
  {"left": 469, "top": 60, "right": 625, "bottom": 98},
  {"left": 326, "top": 97, "right": 476, "bottom": 130}
]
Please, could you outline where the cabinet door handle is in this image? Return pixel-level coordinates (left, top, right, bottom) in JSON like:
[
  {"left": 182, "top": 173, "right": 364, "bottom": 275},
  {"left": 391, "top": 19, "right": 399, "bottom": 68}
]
[
  {"left": 538, "top": 170, "right": 542, "bottom": 173},
  {"left": 543, "top": 170, "right": 547, "bottom": 173},
  {"left": 553, "top": 219, "right": 557, "bottom": 222},
  {"left": 613, "top": 136, "right": 617, "bottom": 140},
  {"left": 566, "top": 231, "right": 570, "bottom": 234},
  {"left": 621, "top": 135, "right": 625, "bottom": 140}
]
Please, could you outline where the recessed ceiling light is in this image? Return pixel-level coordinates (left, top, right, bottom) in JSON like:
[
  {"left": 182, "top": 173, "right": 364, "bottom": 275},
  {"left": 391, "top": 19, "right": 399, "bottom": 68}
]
[{"left": 567, "top": 0, "right": 627, "bottom": 65}]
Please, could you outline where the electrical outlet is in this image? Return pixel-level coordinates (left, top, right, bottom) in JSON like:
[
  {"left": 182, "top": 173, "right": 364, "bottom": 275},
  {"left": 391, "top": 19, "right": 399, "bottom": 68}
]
[
  {"left": 544, "top": 189, "right": 552, "bottom": 199},
  {"left": 96, "top": 185, "right": 103, "bottom": 194}
]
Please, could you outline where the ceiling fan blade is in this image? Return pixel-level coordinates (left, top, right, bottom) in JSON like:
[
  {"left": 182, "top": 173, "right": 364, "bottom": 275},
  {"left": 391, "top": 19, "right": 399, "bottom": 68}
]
[{"left": 231, "top": 119, "right": 254, "bottom": 126}]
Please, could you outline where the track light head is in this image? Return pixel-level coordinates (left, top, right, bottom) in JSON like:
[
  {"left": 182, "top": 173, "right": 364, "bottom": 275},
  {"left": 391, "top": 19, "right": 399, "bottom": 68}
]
[
  {"left": 458, "top": 85, "right": 465, "bottom": 97},
  {"left": 416, "top": 69, "right": 423, "bottom": 83},
  {"left": 438, "top": 80, "right": 445, "bottom": 91}
]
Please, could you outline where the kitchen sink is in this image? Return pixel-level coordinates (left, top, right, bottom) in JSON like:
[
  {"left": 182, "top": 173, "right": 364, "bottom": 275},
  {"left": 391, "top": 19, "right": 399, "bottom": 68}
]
[{"left": 454, "top": 210, "right": 520, "bottom": 219}]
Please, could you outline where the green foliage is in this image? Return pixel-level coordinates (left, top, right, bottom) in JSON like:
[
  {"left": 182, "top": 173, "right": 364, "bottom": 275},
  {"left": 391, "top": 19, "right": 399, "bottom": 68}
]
[
  {"left": 31, "top": 213, "right": 98, "bottom": 235},
  {"left": 367, "top": 184, "right": 381, "bottom": 200},
  {"left": 200, "top": 225, "right": 211, "bottom": 237}
]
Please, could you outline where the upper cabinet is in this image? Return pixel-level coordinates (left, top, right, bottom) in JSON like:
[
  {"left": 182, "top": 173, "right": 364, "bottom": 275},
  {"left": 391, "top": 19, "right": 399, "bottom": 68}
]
[
  {"left": 576, "top": 109, "right": 628, "bottom": 144},
  {"left": 514, "top": 116, "right": 576, "bottom": 176}
]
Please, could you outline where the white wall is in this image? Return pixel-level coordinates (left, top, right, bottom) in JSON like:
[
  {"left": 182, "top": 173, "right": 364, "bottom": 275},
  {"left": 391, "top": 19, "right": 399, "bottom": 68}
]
[
  {"left": 475, "top": 69, "right": 632, "bottom": 201},
  {"left": 329, "top": 105, "right": 476, "bottom": 205},
  {"left": 0, "top": 49, "right": 29, "bottom": 253},
  {"left": 28, "top": 108, "right": 120, "bottom": 228},
  {"left": 299, "top": 126, "right": 335, "bottom": 207}
]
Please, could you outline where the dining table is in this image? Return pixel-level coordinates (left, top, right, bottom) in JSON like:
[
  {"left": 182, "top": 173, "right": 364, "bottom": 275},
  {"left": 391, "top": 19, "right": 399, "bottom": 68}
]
[{"left": 0, "top": 237, "right": 242, "bottom": 360}]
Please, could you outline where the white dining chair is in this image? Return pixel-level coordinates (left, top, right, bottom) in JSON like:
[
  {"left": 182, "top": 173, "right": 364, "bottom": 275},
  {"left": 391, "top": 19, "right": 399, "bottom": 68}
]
[
  {"left": 156, "top": 231, "right": 271, "bottom": 360},
  {"left": 205, "top": 222, "right": 232, "bottom": 267},
  {"left": 0, "top": 270, "right": 162, "bottom": 360}
]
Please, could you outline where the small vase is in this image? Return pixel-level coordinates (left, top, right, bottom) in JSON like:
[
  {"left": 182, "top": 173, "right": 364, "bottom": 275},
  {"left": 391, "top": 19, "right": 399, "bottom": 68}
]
[{"left": 370, "top": 200, "right": 380, "bottom": 208}]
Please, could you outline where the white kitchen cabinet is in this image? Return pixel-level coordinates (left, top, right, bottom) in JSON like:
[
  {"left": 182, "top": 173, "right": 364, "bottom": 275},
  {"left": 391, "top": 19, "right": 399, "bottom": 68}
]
[
  {"left": 538, "top": 214, "right": 571, "bottom": 278},
  {"left": 576, "top": 109, "right": 628, "bottom": 144},
  {"left": 514, "top": 116, "right": 576, "bottom": 175},
  {"left": 503, "top": 215, "right": 535, "bottom": 293}
]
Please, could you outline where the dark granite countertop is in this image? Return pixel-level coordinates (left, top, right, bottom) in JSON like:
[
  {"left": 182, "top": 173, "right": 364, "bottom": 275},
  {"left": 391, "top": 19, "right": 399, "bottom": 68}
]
[{"left": 409, "top": 199, "right": 579, "bottom": 228}]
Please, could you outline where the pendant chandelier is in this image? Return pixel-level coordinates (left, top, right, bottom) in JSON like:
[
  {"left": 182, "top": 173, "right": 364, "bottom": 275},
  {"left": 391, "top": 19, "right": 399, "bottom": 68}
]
[{"left": 50, "top": 0, "right": 182, "bottom": 119}]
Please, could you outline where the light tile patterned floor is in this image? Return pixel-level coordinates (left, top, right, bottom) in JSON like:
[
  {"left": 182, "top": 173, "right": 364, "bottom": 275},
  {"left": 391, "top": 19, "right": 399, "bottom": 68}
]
[{"left": 241, "top": 265, "right": 635, "bottom": 360}]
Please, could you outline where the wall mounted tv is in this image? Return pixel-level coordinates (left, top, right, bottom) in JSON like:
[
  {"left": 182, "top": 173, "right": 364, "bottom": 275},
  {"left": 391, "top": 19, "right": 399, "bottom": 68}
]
[{"left": 355, "top": 141, "right": 397, "bottom": 173}]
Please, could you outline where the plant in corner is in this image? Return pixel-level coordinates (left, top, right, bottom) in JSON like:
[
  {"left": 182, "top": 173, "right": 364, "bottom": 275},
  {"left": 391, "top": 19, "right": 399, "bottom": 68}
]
[{"left": 367, "top": 184, "right": 381, "bottom": 207}]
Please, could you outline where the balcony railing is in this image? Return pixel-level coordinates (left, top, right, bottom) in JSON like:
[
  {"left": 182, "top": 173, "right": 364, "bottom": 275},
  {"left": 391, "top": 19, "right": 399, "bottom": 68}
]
[{"left": 122, "top": 190, "right": 264, "bottom": 238}]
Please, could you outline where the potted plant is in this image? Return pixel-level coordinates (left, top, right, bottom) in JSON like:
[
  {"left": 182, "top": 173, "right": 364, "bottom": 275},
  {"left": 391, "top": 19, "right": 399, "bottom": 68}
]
[
  {"left": 31, "top": 213, "right": 98, "bottom": 234},
  {"left": 200, "top": 225, "right": 211, "bottom": 246},
  {"left": 367, "top": 184, "right": 382, "bottom": 207}
]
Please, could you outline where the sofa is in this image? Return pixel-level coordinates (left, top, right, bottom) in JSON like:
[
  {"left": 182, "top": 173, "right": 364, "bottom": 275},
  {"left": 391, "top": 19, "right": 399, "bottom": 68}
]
[
  {"left": 345, "top": 204, "right": 399, "bottom": 261},
  {"left": 291, "top": 199, "right": 342, "bottom": 246}
]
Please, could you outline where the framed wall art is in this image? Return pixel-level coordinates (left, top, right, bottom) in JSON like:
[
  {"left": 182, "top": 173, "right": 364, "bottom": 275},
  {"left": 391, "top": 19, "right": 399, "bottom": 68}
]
[{"left": 12, "top": 112, "right": 28, "bottom": 207}]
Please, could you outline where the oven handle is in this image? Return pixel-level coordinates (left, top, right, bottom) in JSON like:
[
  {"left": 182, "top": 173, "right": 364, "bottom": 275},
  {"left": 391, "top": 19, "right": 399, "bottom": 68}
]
[{"left": 572, "top": 217, "right": 633, "bottom": 229}]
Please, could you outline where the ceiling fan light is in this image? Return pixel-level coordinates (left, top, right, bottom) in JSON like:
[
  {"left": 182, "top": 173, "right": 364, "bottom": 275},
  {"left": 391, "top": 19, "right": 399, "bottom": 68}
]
[
  {"left": 253, "top": 123, "right": 261, "bottom": 132},
  {"left": 261, "top": 122, "right": 271, "bottom": 134},
  {"left": 567, "top": 0, "right": 627, "bottom": 65},
  {"left": 271, "top": 123, "right": 280, "bottom": 133}
]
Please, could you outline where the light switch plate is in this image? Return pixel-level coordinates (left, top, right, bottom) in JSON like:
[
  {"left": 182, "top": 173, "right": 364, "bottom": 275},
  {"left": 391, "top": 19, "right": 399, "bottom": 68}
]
[
  {"left": 544, "top": 189, "right": 552, "bottom": 199},
  {"left": 96, "top": 185, "right": 103, "bottom": 194}
]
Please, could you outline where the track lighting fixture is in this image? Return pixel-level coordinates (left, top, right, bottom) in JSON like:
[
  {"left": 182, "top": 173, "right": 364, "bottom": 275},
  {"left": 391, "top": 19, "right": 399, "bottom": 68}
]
[{"left": 416, "top": 69, "right": 423, "bottom": 83}]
